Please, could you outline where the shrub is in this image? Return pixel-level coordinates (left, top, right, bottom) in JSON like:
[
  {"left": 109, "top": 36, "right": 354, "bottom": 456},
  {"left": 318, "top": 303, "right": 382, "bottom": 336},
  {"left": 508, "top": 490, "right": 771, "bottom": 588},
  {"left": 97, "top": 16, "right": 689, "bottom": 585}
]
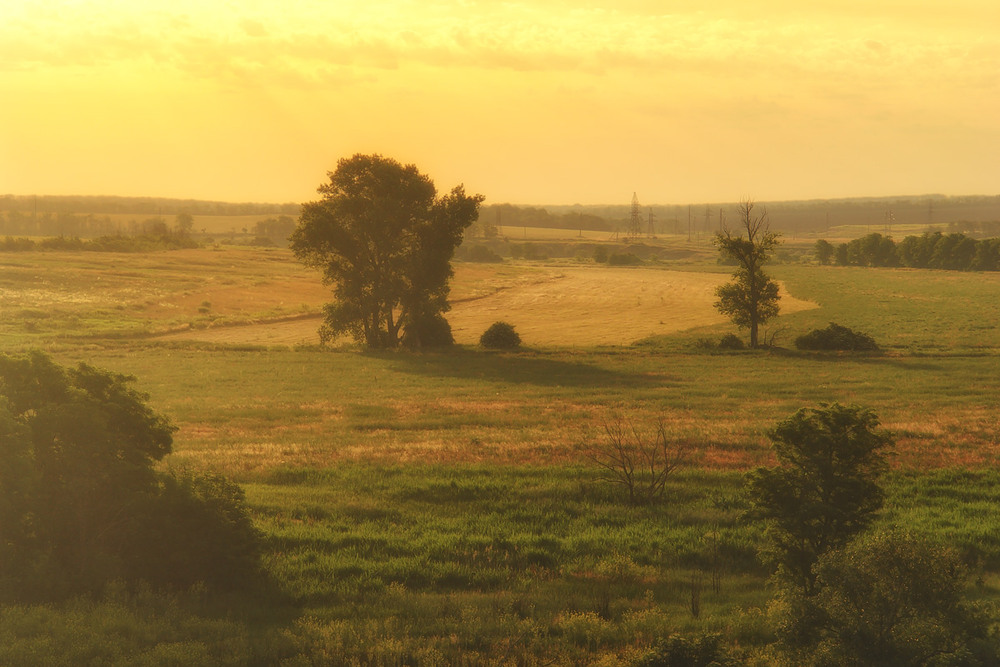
[
  {"left": 774, "top": 530, "right": 997, "bottom": 666},
  {"left": 458, "top": 244, "right": 503, "bottom": 263},
  {"left": 718, "top": 333, "right": 745, "bottom": 349},
  {"left": 479, "top": 321, "right": 521, "bottom": 349},
  {"left": 638, "top": 632, "right": 737, "bottom": 667},
  {"left": 0, "top": 351, "right": 262, "bottom": 600},
  {"left": 593, "top": 246, "right": 609, "bottom": 263},
  {"left": 402, "top": 313, "right": 455, "bottom": 349},
  {"left": 607, "top": 252, "right": 641, "bottom": 266},
  {"left": 795, "top": 322, "right": 879, "bottom": 352}
]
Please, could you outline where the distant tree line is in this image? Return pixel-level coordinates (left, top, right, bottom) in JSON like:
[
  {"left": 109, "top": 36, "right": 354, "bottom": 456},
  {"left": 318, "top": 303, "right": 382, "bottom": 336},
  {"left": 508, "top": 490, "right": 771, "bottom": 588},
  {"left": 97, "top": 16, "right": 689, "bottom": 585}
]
[
  {"left": 0, "top": 194, "right": 299, "bottom": 217},
  {"left": 817, "top": 231, "right": 1000, "bottom": 271},
  {"left": 471, "top": 204, "right": 612, "bottom": 236}
]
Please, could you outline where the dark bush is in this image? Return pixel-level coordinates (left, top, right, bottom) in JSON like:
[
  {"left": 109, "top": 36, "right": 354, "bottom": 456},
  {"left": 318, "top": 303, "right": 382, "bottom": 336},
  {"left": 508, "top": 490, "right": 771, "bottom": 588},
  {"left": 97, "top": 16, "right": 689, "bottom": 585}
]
[
  {"left": 402, "top": 313, "right": 455, "bottom": 349},
  {"left": 607, "top": 252, "right": 641, "bottom": 266},
  {"left": 480, "top": 321, "right": 521, "bottom": 349},
  {"left": 795, "top": 322, "right": 879, "bottom": 352},
  {"left": 638, "top": 633, "right": 736, "bottom": 667},
  {"left": 774, "top": 530, "right": 997, "bottom": 666},
  {"left": 458, "top": 244, "right": 503, "bottom": 263},
  {"left": 593, "top": 246, "right": 609, "bottom": 263},
  {"left": 718, "top": 333, "right": 745, "bottom": 350},
  {"left": 0, "top": 352, "right": 262, "bottom": 600}
]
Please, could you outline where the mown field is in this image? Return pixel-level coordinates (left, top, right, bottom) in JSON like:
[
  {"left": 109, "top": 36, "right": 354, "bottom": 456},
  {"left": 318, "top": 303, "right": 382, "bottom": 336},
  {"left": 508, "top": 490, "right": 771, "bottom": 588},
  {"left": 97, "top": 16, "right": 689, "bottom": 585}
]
[{"left": 2, "top": 242, "right": 1000, "bottom": 664}]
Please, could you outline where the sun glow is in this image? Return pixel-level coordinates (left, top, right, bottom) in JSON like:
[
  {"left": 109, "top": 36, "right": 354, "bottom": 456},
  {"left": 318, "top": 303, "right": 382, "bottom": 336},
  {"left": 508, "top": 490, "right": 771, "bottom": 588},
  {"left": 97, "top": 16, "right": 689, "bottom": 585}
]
[{"left": 2, "top": 0, "right": 998, "bottom": 203}]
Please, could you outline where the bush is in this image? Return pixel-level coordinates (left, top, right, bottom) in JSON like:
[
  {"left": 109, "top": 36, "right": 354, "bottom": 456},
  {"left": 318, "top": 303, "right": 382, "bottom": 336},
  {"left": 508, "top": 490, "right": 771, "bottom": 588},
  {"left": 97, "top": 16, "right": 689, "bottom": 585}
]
[
  {"left": 718, "top": 333, "right": 745, "bottom": 350},
  {"left": 607, "top": 252, "right": 641, "bottom": 266},
  {"left": 795, "top": 322, "right": 879, "bottom": 352},
  {"left": 402, "top": 313, "right": 455, "bottom": 349},
  {"left": 479, "top": 321, "right": 521, "bottom": 349},
  {"left": 638, "top": 632, "right": 737, "bottom": 667},
  {"left": 774, "top": 530, "right": 997, "bottom": 666},
  {"left": 458, "top": 244, "right": 503, "bottom": 263},
  {"left": 0, "top": 351, "right": 262, "bottom": 600}
]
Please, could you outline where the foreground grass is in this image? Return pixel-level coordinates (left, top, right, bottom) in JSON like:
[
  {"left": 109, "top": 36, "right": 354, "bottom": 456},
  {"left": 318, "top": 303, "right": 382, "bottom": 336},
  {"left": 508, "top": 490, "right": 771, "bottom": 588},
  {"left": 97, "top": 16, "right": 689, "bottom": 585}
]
[{"left": 3, "top": 464, "right": 1000, "bottom": 665}]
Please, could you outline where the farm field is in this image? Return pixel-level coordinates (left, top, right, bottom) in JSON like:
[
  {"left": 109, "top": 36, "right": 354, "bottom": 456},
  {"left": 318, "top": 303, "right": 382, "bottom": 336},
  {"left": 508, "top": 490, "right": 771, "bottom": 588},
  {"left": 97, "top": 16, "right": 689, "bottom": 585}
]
[{"left": 2, "top": 244, "right": 1000, "bottom": 664}]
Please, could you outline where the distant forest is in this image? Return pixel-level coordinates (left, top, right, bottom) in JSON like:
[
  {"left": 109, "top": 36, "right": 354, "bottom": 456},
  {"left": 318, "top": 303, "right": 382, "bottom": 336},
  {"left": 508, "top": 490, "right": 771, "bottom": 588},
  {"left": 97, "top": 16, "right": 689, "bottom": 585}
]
[{"left": 2, "top": 193, "right": 999, "bottom": 239}]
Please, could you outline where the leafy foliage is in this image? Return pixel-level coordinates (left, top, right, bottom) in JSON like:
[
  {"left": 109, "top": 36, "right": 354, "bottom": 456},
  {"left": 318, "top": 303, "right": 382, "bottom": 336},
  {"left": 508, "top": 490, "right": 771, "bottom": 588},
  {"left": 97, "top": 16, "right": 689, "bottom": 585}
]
[
  {"left": 0, "top": 352, "right": 261, "bottom": 600},
  {"left": 714, "top": 199, "right": 781, "bottom": 348},
  {"left": 479, "top": 321, "right": 521, "bottom": 349},
  {"left": 795, "top": 322, "right": 880, "bottom": 352},
  {"left": 745, "top": 403, "right": 893, "bottom": 594},
  {"left": 774, "top": 530, "right": 996, "bottom": 666},
  {"left": 813, "top": 239, "right": 835, "bottom": 265},
  {"left": 826, "top": 231, "right": 1000, "bottom": 271},
  {"left": 638, "top": 632, "right": 737, "bottom": 667},
  {"left": 718, "top": 333, "right": 745, "bottom": 350},
  {"left": 290, "top": 154, "right": 484, "bottom": 349}
]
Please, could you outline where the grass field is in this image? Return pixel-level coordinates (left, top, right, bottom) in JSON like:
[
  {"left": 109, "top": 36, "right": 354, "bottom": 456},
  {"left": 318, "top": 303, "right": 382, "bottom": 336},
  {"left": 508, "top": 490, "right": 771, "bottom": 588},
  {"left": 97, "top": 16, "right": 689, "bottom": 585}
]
[{"left": 2, "top": 244, "right": 1000, "bottom": 664}]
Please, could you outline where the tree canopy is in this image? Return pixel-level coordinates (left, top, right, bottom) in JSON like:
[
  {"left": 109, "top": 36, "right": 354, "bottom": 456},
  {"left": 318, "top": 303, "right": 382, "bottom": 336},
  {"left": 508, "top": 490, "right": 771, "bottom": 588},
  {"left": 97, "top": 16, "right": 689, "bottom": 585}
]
[
  {"left": 0, "top": 351, "right": 260, "bottom": 600},
  {"left": 290, "top": 154, "right": 484, "bottom": 349},
  {"left": 745, "top": 403, "right": 893, "bottom": 595},
  {"left": 713, "top": 199, "right": 780, "bottom": 348}
]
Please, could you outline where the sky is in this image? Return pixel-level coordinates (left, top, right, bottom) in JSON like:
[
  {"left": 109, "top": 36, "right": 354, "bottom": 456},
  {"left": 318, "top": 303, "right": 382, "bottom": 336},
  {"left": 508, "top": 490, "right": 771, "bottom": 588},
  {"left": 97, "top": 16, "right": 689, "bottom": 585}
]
[{"left": 1, "top": 0, "right": 998, "bottom": 206}]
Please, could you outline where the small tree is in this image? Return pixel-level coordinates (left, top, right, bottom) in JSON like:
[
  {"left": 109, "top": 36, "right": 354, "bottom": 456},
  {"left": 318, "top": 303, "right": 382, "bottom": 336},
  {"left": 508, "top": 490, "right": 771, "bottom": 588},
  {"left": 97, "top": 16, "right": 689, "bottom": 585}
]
[
  {"left": 714, "top": 199, "right": 780, "bottom": 348},
  {"left": 745, "top": 403, "right": 893, "bottom": 595},
  {"left": 588, "top": 416, "right": 692, "bottom": 505},
  {"left": 813, "top": 239, "right": 835, "bottom": 265}
]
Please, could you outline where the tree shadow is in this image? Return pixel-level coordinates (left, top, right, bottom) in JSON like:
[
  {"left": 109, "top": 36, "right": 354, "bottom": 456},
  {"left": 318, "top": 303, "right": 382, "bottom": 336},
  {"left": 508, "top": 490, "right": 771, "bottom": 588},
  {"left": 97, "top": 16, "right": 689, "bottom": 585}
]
[
  {"left": 765, "top": 346, "right": 946, "bottom": 372},
  {"left": 370, "top": 347, "right": 666, "bottom": 389}
]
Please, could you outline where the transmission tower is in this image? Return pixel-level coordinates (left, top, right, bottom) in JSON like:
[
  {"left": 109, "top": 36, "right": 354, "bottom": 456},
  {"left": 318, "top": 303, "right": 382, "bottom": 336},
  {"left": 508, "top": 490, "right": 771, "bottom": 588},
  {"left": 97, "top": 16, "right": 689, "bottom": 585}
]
[
  {"left": 628, "top": 192, "right": 642, "bottom": 240},
  {"left": 647, "top": 208, "right": 657, "bottom": 238}
]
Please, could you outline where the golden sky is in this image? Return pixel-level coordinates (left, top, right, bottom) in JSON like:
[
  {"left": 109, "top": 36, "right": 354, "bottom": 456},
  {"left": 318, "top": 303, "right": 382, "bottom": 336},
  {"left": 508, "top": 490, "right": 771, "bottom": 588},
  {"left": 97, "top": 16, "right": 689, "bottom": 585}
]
[{"left": 1, "top": 0, "right": 997, "bottom": 205}]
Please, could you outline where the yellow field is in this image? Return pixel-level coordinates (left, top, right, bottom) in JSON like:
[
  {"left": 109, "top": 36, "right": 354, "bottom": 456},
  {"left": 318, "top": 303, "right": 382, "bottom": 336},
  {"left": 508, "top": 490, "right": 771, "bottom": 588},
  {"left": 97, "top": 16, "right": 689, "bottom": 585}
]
[{"left": 157, "top": 259, "right": 817, "bottom": 346}]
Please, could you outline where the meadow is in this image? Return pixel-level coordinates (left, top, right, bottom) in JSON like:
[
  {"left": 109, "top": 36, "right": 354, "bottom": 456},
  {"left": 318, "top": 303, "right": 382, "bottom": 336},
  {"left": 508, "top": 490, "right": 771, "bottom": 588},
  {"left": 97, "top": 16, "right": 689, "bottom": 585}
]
[{"left": 2, "top": 239, "right": 1000, "bottom": 664}]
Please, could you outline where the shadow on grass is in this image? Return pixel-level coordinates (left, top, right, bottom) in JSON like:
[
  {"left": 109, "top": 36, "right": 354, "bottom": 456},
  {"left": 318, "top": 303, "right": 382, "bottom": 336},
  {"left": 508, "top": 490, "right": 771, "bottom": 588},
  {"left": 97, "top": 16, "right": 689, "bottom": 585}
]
[{"left": 369, "top": 347, "right": 665, "bottom": 389}]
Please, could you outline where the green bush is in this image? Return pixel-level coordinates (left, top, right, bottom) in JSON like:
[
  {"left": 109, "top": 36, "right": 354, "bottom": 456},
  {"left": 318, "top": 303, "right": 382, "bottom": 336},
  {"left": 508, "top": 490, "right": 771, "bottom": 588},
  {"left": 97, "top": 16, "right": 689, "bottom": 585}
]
[
  {"left": 0, "top": 352, "right": 262, "bottom": 600},
  {"left": 638, "top": 632, "right": 737, "bottom": 667},
  {"left": 479, "top": 321, "right": 521, "bottom": 349},
  {"left": 607, "top": 252, "right": 641, "bottom": 266},
  {"left": 795, "top": 322, "right": 879, "bottom": 352},
  {"left": 774, "top": 530, "right": 997, "bottom": 666},
  {"left": 402, "top": 313, "right": 455, "bottom": 349},
  {"left": 458, "top": 244, "right": 504, "bottom": 263},
  {"left": 718, "top": 333, "right": 745, "bottom": 350}
]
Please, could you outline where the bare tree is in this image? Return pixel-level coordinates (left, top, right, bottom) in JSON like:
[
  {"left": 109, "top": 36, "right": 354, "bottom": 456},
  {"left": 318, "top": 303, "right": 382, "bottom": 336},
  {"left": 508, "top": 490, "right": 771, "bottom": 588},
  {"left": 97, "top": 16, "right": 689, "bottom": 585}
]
[
  {"left": 588, "top": 416, "right": 692, "bottom": 505},
  {"left": 713, "top": 199, "right": 781, "bottom": 348}
]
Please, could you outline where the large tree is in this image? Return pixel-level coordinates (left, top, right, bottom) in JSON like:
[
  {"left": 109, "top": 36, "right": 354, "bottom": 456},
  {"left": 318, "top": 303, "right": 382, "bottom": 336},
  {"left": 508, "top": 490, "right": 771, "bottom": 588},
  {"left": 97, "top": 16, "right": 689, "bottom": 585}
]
[
  {"left": 291, "top": 154, "right": 484, "bottom": 349},
  {"left": 714, "top": 199, "right": 780, "bottom": 348}
]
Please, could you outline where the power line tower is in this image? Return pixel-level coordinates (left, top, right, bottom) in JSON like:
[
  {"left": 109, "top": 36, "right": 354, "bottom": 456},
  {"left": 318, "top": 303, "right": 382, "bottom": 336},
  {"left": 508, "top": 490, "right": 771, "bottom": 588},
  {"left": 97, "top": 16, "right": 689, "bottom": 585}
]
[
  {"left": 647, "top": 208, "right": 657, "bottom": 238},
  {"left": 628, "top": 192, "right": 642, "bottom": 240}
]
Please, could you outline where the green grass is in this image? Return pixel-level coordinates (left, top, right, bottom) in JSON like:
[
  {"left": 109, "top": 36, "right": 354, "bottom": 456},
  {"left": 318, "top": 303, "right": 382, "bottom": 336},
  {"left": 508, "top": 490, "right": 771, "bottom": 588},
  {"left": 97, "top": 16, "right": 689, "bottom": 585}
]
[
  {"left": 3, "top": 464, "right": 999, "bottom": 664},
  {"left": 4, "top": 249, "right": 1000, "bottom": 663}
]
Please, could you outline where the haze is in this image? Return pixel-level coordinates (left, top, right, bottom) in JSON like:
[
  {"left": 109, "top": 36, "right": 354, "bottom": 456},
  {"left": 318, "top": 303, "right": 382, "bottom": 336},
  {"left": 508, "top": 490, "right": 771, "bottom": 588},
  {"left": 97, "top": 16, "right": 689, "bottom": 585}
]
[{"left": 1, "top": 0, "right": 997, "bottom": 205}]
